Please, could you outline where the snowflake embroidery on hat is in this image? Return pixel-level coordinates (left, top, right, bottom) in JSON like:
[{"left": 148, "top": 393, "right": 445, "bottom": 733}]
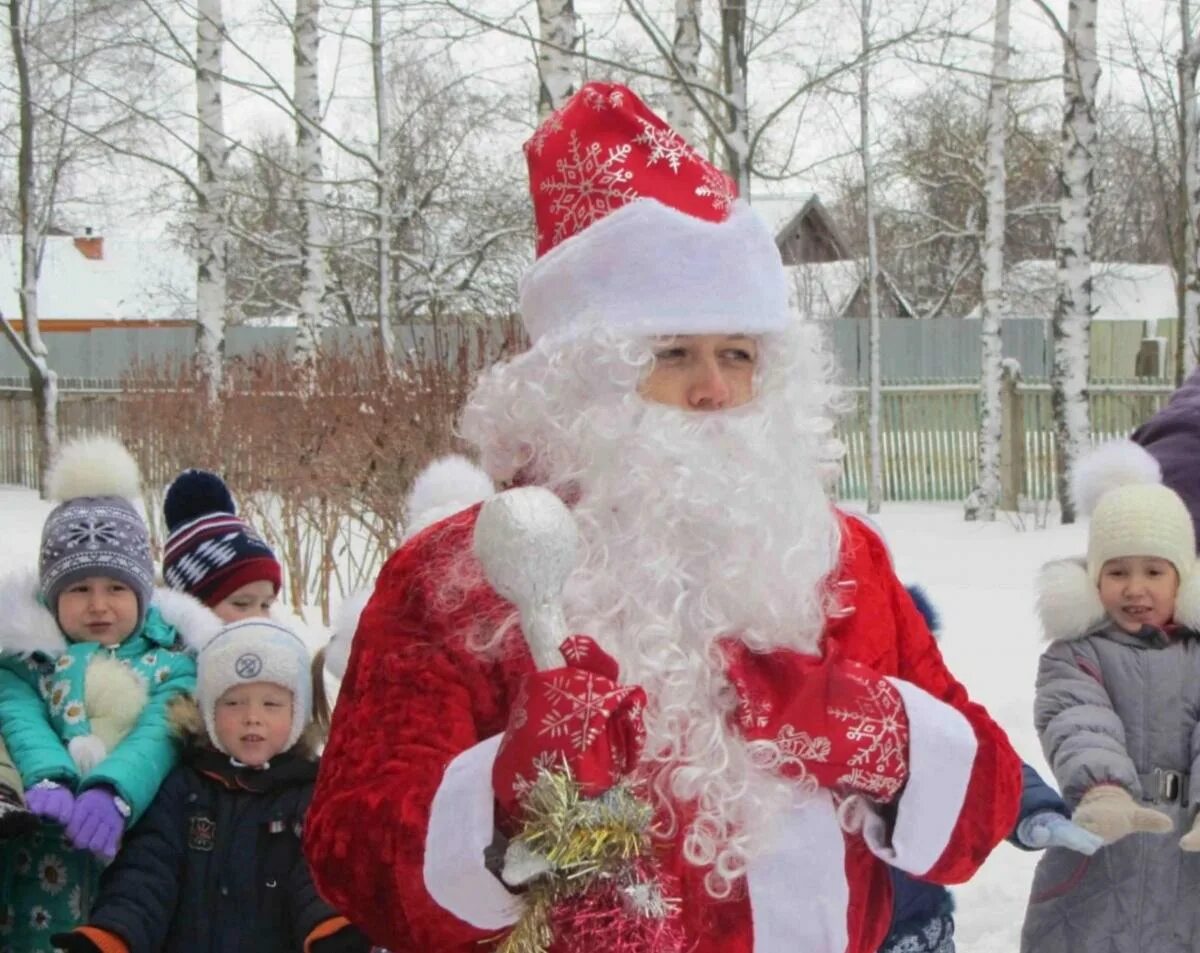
[
  {"left": 61, "top": 518, "right": 124, "bottom": 549},
  {"left": 538, "top": 671, "right": 630, "bottom": 753},
  {"left": 633, "top": 118, "right": 700, "bottom": 173},
  {"left": 528, "top": 109, "right": 565, "bottom": 157},
  {"left": 695, "top": 164, "right": 736, "bottom": 214},
  {"left": 540, "top": 131, "right": 637, "bottom": 247},
  {"left": 29, "top": 905, "right": 51, "bottom": 930},
  {"left": 583, "top": 86, "right": 624, "bottom": 110}
]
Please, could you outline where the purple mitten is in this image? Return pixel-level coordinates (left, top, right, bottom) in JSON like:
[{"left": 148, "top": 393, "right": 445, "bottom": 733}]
[
  {"left": 25, "top": 780, "right": 75, "bottom": 825},
  {"left": 65, "top": 787, "right": 127, "bottom": 860}
]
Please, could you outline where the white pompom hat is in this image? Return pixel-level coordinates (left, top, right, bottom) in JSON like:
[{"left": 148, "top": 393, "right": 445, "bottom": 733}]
[
  {"left": 196, "top": 618, "right": 312, "bottom": 755},
  {"left": 1073, "top": 440, "right": 1197, "bottom": 585}
]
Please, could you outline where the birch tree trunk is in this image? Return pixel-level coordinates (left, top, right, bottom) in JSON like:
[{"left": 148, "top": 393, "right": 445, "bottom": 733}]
[
  {"left": 860, "top": 0, "right": 882, "bottom": 514},
  {"left": 969, "top": 0, "right": 1011, "bottom": 522},
  {"left": 719, "top": 0, "right": 750, "bottom": 195},
  {"left": 1051, "top": 0, "right": 1099, "bottom": 524},
  {"left": 195, "top": 0, "right": 228, "bottom": 404},
  {"left": 371, "top": 0, "right": 394, "bottom": 370},
  {"left": 536, "top": 0, "right": 577, "bottom": 120},
  {"left": 664, "top": 0, "right": 702, "bottom": 141},
  {"left": 293, "top": 0, "right": 326, "bottom": 372},
  {"left": 6, "top": 0, "right": 58, "bottom": 493},
  {"left": 1180, "top": 2, "right": 1200, "bottom": 380}
]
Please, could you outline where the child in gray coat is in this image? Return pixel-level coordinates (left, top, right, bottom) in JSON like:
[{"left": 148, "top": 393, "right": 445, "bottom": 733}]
[{"left": 1020, "top": 439, "right": 1200, "bottom": 953}]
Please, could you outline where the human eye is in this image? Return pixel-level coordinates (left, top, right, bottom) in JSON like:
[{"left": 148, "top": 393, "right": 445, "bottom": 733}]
[
  {"left": 653, "top": 345, "right": 688, "bottom": 362},
  {"left": 722, "top": 347, "right": 756, "bottom": 362}
]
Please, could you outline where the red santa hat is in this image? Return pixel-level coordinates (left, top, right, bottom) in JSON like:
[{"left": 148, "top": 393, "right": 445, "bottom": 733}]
[{"left": 519, "top": 82, "right": 791, "bottom": 345}]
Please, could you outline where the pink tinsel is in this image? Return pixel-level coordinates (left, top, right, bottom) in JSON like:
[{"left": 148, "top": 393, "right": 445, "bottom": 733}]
[{"left": 547, "top": 862, "right": 686, "bottom": 953}]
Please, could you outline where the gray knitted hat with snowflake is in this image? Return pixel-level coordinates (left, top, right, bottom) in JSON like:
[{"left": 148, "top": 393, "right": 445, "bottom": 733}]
[{"left": 39, "top": 436, "right": 154, "bottom": 630}]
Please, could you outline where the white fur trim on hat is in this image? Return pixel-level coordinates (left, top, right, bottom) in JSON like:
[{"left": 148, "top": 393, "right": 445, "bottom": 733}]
[
  {"left": 45, "top": 435, "right": 142, "bottom": 502},
  {"left": 197, "top": 619, "right": 312, "bottom": 755},
  {"left": 404, "top": 455, "right": 495, "bottom": 541},
  {"left": 518, "top": 199, "right": 790, "bottom": 345},
  {"left": 1037, "top": 559, "right": 1107, "bottom": 641},
  {"left": 1071, "top": 439, "right": 1162, "bottom": 518},
  {"left": 1040, "top": 556, "right": 1200, "bottom": 640}
]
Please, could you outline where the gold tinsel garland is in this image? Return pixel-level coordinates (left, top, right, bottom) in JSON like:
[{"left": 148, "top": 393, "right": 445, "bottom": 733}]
[{"left": 495, "top": 769, "right": 673, "bottom": 953}]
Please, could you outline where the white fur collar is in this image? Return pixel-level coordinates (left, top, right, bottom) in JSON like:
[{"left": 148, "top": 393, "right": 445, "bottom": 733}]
[
  {"left": 0, "top": 569, "right": 67, "bottom": 655},
  {"left": 152, "top": 587, "right": 224, "bottom": 653},
  {"left": 0, "top": 571, "right": 223, "bottom": 657},
  {"left": 1038, "top": 556, "right": 1200, "bottom": 641}
]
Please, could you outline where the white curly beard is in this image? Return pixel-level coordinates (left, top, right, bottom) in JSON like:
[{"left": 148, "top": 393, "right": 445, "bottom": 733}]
[{"left": 461, "top": 324, "right": 846, "bottom": 896}]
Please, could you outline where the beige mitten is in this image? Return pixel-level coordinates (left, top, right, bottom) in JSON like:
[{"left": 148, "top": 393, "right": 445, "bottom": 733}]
[
  {"left": 1073, "top": 785, "right": 1173, "bottom": 845},
  {"left": 1180, "top": 814, "right": 1200, "bottom": 851}
]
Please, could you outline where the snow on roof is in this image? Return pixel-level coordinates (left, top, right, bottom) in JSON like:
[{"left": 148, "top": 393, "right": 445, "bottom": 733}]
[
  {"left": 785, "top": 258, "right": 914, "bottom": 319},
  {"left": 0, "top": 234, "right": 194, "bottom": 323},
  {"left": 749, "top": 191, "right": 818, "bottom": 239},
  {"left": 967, "top": 260, "right": 1178, "bottom": 321},
  {"left": 786, "top": 259, "right": 867, "bottom": 319}
]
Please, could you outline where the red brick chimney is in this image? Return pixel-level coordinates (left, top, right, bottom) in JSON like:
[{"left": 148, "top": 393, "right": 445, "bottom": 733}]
[{"left": 73, "top": 227, "right": 103, "bottom": 260}]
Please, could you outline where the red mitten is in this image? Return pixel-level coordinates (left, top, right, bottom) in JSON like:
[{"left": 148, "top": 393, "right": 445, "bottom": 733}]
[
  {"left": 493, "top": 635, "right": 647, "bottom": 818},
  {"left": 721, "top": 640, "right": 909, "bottom": 802}
]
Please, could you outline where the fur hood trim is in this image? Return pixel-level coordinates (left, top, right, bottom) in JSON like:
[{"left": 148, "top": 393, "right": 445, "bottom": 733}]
[
  {"left": 403, "top": 455, "right": 494, "bottom": 541},
  {"left": 0, "top": 572, "right": 223, "bottom": 657},
  {"left": 323, "top": 587, "right": 372, "bottom": 682},
  {"left": 167, "top": 693, "right": 323, "bottom": 761},
  {"left": 0, "top": 569, "right": 67, "bottom": 655},
  {"left": 152, "top": 588, "right": 224, "bottom": 653},
  {"left": 1038, "top": 556, "right": 1200, "bottom": 641}
]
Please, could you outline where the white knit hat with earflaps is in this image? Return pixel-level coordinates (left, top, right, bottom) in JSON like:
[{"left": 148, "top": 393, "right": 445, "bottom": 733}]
[
  {"left": 195, "top": 618, "right": 313, "bottom": 755},
  {"left": 1069, "top": 440, "right": 1200, "bottom": 629}
]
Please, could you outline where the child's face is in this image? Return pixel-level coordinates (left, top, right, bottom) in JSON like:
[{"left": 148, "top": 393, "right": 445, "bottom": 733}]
[
  {"left": 212, "top": 580, "right": 278, "bottom": 624},
  {"left": 1098, "top": 556, "right": 1180, "bottom": 634},
  {"left": 213, "top": 682, "right": 294, "bottom": 766},
  {"left": 57, "top": 577, "right": 140, "bottom": 646}
]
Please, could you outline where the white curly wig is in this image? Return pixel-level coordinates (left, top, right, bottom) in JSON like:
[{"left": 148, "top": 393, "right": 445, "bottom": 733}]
[{"left": 458, "top": 320, "right": 849, "bottom": 897}]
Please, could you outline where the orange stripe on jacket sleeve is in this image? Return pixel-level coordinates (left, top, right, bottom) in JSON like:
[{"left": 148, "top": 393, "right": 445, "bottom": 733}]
[
  {"left": 75, "top": 927, "right": 131, "bottom": 953},
  {"left": 304, "top": 916, "right": 353, "bottom": 953}
]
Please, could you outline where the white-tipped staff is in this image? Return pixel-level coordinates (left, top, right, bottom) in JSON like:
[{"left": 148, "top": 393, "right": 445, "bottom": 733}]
[
  {"left": 473, "top": 486, "right": 580, "bottom": 673},
  {"left": 473, "top": 486, "right": 582, "bottom": 886}
]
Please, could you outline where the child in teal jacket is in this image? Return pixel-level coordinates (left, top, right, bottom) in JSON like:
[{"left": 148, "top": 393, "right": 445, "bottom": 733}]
[{"left": 0, "top": 437, "right": 218, "bottom": 953}]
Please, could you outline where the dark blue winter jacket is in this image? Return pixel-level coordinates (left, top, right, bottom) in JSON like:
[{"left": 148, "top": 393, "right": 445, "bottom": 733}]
[{"left": 54, "top": 743, "right": 368, "bottom": 953}]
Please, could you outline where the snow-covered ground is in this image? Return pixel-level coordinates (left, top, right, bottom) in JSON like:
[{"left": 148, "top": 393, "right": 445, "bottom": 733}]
[
  {"left": 1, "top": 486, "right": 1085, "bottom": 949},
  {"left": 863, "top": 502, "right": 1087, "bottom": 952}
]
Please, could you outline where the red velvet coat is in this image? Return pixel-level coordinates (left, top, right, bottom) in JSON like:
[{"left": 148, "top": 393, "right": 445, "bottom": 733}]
[{"left": 306, "top": 506, "right": 1021, "bottom": 953}]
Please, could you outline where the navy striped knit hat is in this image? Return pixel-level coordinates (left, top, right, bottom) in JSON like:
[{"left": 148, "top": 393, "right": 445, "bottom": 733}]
[{"left": 162, "top": 470, "right": 281, "bottom": 607}]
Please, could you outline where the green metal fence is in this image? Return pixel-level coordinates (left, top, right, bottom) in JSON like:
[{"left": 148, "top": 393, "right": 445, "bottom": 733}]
[{"left": 836, "top": 379, "right": 1176, "bottom": 501}]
